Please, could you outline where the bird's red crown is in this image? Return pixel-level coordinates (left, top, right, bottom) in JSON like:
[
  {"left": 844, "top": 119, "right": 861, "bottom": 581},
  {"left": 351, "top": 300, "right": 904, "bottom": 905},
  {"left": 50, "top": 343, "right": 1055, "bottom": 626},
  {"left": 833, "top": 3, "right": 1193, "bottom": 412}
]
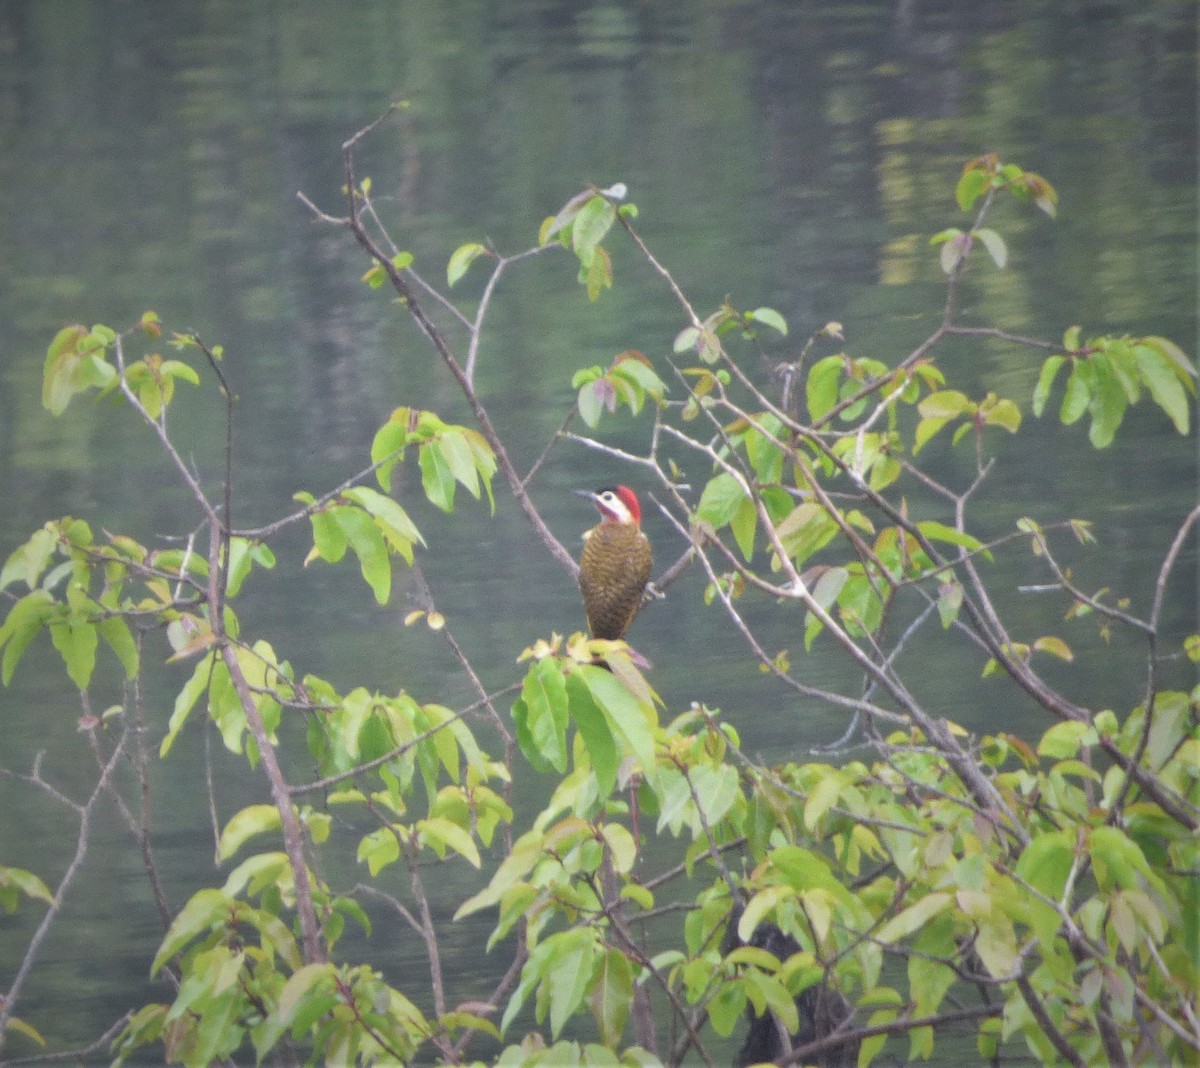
[
  {"left": 591, "top": 484, "right": 641, "bottom": 525},
  {"left": 613, "top": 484, "right": 641, "bottom": 524}
]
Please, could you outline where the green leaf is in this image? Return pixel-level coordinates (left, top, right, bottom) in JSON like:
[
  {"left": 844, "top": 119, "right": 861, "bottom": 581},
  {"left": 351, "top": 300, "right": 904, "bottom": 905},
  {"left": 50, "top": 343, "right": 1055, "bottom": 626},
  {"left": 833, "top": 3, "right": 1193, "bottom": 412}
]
[
  {"left": 928, "top": 227, "right": 962, "bottom": 247},
  {"left": 333, "top": 506, "right": 391, "bottom": 604},
  {"left": 418, "top": 816, "right": 481, "bottom": 868},
  {"left": 259, "top": 963, "right": 336, "bottom": 1052},
  {"left": 98, "top": 616, "right": 139, "bottom": 679},
  {"left": 951, "top": 422, "right": 973, "bottom": 447},
  {"left": 799, "top": 772, "right": 840, "bottom": 833},
  {"left": 1146, "top": 691, "right": 1189, "bottom": 771},
  {"left": 437, "top": 1011, "right": 501, "bottom": 1043},
  {"left": 1015, "top": 830, "right": 1073, "bottom": 944},
  {"left": 151, "top": 888, "right": 230, "bottom": 975},
  {"left": 0, "top": 528, "right": 57, "bottom": 592},
  {"left": 982, "top": 397, "right": 1021, "bottom": 432},
  {"left": 1141, "top": 335, "right": 1197, "bottom": 383},
  {"left": 695, "top": 473, "right": 748, "bottom": 531},
  {"left": 454, "top": 830, "right": 544, "bottom": 920},
  {"left": 370, "top": 410, "right": 411, "bottom": 492},
  {"left": 43, "top": 325, "right": 89, "bottom": 415},
  {"left": 804, "top": 566, "right": 849, "bottom": 649},
  {"left": 748, "top": 307, "right": 788, "bottom": 336},
  {"left": 673, "top": 325, "right": 699, "bottom": 354},
  {"left": 419, "top": 441, "right": 457, "bottom": 513},
  {"left": 161, "top": 359, "right": 200, "bottom": 386},
  {"left": 729, "top": 493, "right": 757, "bottom": 561},
  {"left": 908, "top": 1025, "right": 934, "bottom": 1063},
  {"left": 1059, "top": 362, "right": 1091, "bottom": 425},
  {"left": 869, "top": 455, "right": 901, "bottom": 491},
  {"left": 918, "top": 390, "right": 971, "bottom": 419},
  {"left": 447, "top": 242, "right": 488, "bottom": 287},
  {"left": 461, "top": 430, "right": 497, "bottom": 514},
  {"left": 49, "top": 616, "right": 98, "bottom": 691},
  {"left": 220, "top": 852, "right": 289, "bottom": 899},
  {"left": 743, "top": 970, "right": 799, "bottom": 1036},
  {"left": 1087, "top": 357, "right": 1128, "bottom": 447},
  {"left": 343, "top": 486, "right": 425, "bottom": 561},
  {"left": 1105, "top": 340, "right": 1142, "bottom": 403},
  {"left": 589, "top": 949, "right": 634, "bottom": 1046},
  {"left": 940, "top": 232, "right": 968, "bottom": 274},
  {"left": 208, "top": 659, "right": 249, "bottom": 756},
  {"left": 614, "top": 353, "right": 666, "bottom": 395},
  {"left": 224, "top": 537, "right": 254, "bottom": 599},
  {"left": 161, "top": 652, "right": 215, "bottom": 757},
  {"left": 1134, "top": 343, "right": 1192, "bottom": 434},
  {"left": 601, "top": 823, "right": 637, "bottom": 875},
  {"left": 0, "top": 590, "right": 55, "bottom": 685},
  {"left": 307, "top": 507, "right": 349, "bottom": 564},
  {"left": 913, "top": 416, "right": 949, "bottom": 455},
  {"left": 577, "top": 380, "right": 604, "bottom": 429},
  {"left": 969, "top": 909, "right": 1017, "bottom": 979},
  {"left": 915, "top": 520, "right": 988, "bottom": 559},
  {"left": 0, "top": 865, "right": 54, "bottom": 906},
  {"left": 653, "top": 768, "right": 694, "bottom": 835},
  {"left": 575, "top": 664, "right": 657, "bottom": 774},
  {"left": 936, "top": 577, "right": 963, "bottom": 629},
  {"left": 514, "top": 658, "right": 569, "bottom": 774},
  {"left": 566, "top": 671, "right": 619, "bottom": 798},
  {"left": 540, "top": 189, "right": 592, "bottom": 245},
  {"left": 547, "top": 929, "right": 598, "bottom": 1037},
  {"left": 357, "top": 826, "right": 402, "bottom": 876},
  {"left": 3, "top": 1015, "right": 46, "bottom": 1048},
  {"left": 775, "top": 503, "right": 839, "bottom": 569},
  {"left": 608, "top": 354, "right": 666, "bottom": 417},
  {"left": 571, "top": 196, "right": 616, "bottom": 261},
  {"left": 584, "top": 244, "right": 614, "bottom": 301},
  {"left": 743, "top": 417, "right": 784, "bottom": 483},
  {"left": 974, "top": 227, "right": 1007, "bottom": 269},
  {"left": 737, "top": 885, "right": 791, "bottom": 943},
  {"left": 1037, "top": 720, "right": 1097, "bottom": 759},
  {"left": 706, "top": 981, "right": 747, "bottom": 1038},
  {"left": 806, "top": 355, "right": 842, "bottom": 422},
  {"left": 1088, "top": 825, "right": 1158, "bottom": 894},
  {"left": 697, "top": 326, "right": 722, "bottom": 364},
  {"left": 908, "top": 956, "right": 956, "bottom": 1022},
  {"left": 1033, "top": 635, "right": 1073, "bottom": 661},
  {"left": 217, "top": 805, "right": 282, "bottom": 862},
  {"left": 876, "top": 892, "right": 953, "bottom": 943},
  {"left": 1025, "top": 171, "right": 1059, "bottom": 217},
  {"left": 1032, "top": 355, "right": 1065, "bottom": 417},
  {"left": 955, "top": 168, "right": 989, "bottom": 211},
  {"left": 124, "top": 361, "right": 164, "bottom": 419},
  {"left": 690, "top": 764, "right": 741, "bottom": 829}
]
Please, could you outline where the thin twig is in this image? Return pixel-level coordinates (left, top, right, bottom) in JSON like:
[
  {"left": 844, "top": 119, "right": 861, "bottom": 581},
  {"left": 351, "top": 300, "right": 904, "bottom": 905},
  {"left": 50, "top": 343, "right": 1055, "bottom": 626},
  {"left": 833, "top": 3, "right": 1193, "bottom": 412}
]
[
  {"left": 0, "top": 731, "right": 129, "bottom": 1054},
  {"left": 339, "top": 113, "right": 578, "bottom": 580},
  {"left": 289, "top": 686, "right": 519, "bottom": 796}
]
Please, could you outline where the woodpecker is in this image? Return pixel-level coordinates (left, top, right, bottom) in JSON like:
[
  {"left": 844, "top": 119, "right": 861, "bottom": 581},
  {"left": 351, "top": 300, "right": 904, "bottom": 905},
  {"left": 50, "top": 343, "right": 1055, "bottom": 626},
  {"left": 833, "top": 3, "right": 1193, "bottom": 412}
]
[{"left": 576, "top": 485, "right": 652, "bottom": 641}]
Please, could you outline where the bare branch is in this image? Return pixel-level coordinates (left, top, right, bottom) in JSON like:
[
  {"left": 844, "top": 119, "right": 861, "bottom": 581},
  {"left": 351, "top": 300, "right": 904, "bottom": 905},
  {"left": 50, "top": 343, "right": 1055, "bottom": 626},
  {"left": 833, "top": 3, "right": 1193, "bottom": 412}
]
[
  {"left": 338, "top": 118, "right": 578, "bottom": 580},
  {"left": 0, "top": 730, "right": 129, "bottom": 1053}
]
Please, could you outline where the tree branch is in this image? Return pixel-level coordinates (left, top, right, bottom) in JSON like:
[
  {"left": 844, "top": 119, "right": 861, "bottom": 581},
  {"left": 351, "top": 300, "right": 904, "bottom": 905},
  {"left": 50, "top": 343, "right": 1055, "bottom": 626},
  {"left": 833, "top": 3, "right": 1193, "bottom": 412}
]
[{"left": 0, "top": 731, "right": 129, "bottom": 1054}]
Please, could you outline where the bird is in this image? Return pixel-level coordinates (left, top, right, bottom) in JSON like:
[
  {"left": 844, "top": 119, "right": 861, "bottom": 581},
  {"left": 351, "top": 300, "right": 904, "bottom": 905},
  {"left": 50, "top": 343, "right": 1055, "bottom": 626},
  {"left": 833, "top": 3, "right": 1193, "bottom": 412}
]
[{"left": 576, "top": 485, "right": 653, "bottom": 642}]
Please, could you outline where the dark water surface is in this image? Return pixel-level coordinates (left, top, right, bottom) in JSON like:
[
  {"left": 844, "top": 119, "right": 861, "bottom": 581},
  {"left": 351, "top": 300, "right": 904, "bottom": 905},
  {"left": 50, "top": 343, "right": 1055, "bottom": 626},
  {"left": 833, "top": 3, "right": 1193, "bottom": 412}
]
[{"left": 0, "top": 0, "right": 1195, "bottom": 1060}]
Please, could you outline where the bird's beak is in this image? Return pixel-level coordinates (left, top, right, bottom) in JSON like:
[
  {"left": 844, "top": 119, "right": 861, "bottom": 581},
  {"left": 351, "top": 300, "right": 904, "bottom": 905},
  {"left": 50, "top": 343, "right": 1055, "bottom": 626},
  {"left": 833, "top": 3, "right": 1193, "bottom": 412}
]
[{"left": 573, "top": 489, "right": 599, "bottom": 502}]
